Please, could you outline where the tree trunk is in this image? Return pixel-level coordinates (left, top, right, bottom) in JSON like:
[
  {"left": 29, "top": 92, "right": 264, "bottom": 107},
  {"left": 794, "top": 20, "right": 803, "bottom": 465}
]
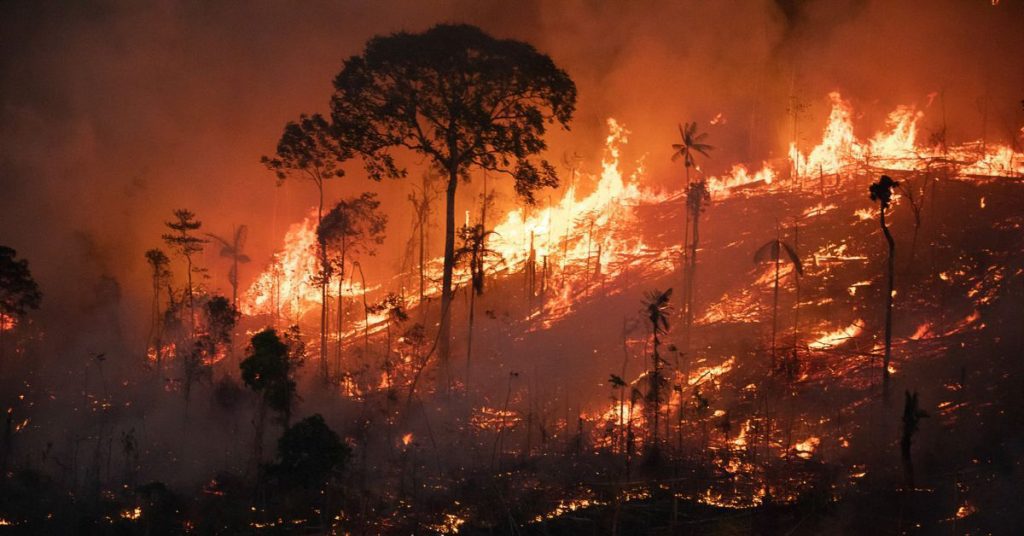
[
  {"left": 681, "top": 165, "right": 691, "bottom": 325},
  {"left": 186, "top": 255, "right": 195, "bottom": 338},
  {"left": 466, "top": 286, "right": 476, "bottom": 394},
  {"left": 335, "top": 246, "right": 346, "bottom": 376},
  {"left": 900, "top": 432, "right": 914, "bottom": 489},
  {"left": 439, "top": 165, "right": 458, "bottom": 394},
  {"left": 685, "top": 209, "right": 700, "bottom": 352},
  {"left": 882, "top": 210, "right": 895, "bottom": 402},
  {"left": 771, "top": 253, "right": 780, "bottom": 369},
  {"left": 318, "top": 186, "right": 328, "bottom": 382}
]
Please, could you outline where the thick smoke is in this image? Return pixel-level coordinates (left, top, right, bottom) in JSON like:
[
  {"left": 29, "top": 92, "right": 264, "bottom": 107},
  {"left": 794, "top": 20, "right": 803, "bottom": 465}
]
[{"left": 1, "top": 1, "right": 1021, "bottom": 330}]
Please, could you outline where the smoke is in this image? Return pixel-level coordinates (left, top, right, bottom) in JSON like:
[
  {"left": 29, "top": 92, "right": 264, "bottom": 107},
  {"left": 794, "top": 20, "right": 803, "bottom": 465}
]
[
  {"left": 1, "top": 0, "right": 1022, "bottom": 499},
  {"left": 1, "top": 1, "right": 1021, "bottom": 328}
]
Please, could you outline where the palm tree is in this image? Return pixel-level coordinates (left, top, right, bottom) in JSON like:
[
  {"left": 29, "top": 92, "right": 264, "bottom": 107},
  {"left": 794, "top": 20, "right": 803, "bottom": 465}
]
[
  {"left": 754, "top": 233, "right": 803, "bottom": 369},
  {"left": 206, "top": 225, "right": 250, "bottom": 310},
  {"left": 869, "top": 174, "right": 898, "bottom": 402},
  {"left": 672, "top": 122, "right": 713, "bottom": 344},
  {"left": 671, "top": 122, "right": 714, "bottom": 187},
  {"left": 642, "top": 288, "right": 673, "bottom": 457}
]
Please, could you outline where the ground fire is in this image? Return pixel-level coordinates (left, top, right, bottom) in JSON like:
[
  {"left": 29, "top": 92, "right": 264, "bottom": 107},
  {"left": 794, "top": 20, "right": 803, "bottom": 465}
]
[{"left": 1, "top": 2, "right": 1023, "bottom": 534}]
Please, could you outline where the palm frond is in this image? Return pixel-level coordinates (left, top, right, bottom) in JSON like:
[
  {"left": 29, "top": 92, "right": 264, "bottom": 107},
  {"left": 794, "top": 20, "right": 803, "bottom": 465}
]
[
  {"left": 780, "top": 242, "right": 803, "bottom": 275},
  {"left": 753, "top": 240, "right": 780, "bottom": 264}
]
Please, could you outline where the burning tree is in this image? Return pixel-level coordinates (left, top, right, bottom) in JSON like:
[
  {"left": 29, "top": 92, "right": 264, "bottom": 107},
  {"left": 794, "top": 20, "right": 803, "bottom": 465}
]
[
  {"left": 330, "top": 23, "right": 577, "bottom": 389},
  {"left": 317, "top": 192, "right": 387, "bottom": 378},
  {"left": 262, "top": 113, "right": 350, "bottom": 383},
  {"left": 0, "top": 246, "right": 41, "bottom": 363},
  {"left": 869, "top": 174, "right": 898, "bottom": 401},
  {"left": 161, "top": 209, "right": 208, "bottom": 338}
]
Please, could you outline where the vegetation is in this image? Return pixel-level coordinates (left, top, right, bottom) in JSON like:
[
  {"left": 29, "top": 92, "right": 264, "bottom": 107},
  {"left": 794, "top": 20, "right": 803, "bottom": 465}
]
[
  {"left": 161, "top": 209, "right": 208, "bottom": 338},
  {"left": 262, "top": 114, "right": 350, "bottom": 382},
  {"left": 0, "top": 246, "right": 42, "bottom": 363},
  {"left": 330, "top": 23, "right": 577, "bottom": 388},
  {"left": 317, "top": 192, "right": 387, "bottom": 378}
]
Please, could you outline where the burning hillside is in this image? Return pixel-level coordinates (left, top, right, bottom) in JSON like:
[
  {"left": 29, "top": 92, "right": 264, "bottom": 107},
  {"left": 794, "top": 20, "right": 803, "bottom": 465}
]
[{"left": 2, "top": 2, "right": 1024, "bottom": 534}]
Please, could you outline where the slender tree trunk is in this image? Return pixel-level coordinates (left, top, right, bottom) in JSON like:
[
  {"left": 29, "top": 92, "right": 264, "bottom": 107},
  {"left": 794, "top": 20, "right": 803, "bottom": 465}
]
[
  {"left": 439, "top": 166, "right": 458, "bottom": 394},
  {"left": 771, "top": 253, "right": 780, "bottom": 369},
  {"left": 186, "top": 255, "right": 196, "bottom": 338},
  {"left": 685, "top": 209, "right": 700, "bottom": 351},
  {"left": 466, "top": 287, "right": 476, "bottom": 394},
  {"left": 882, "top": 210, "right": 895, "bottom": 402},
  {"left": 419, "top": 202, "right": 426, "bottom": 311},
  {"left": 318, "top": 186, "right": 328, "bottom": 382},
  {"left": 335, "top": 248, "right": 346, "bottom": 375},
  {"left": 231, "top": 254, "right": 239, "bottom": 309},
  {"left": 681, "top": 165, "right": 691, "bottom": 322},
  {"left": 651, "top": 327, "right": 660, "bottom": 452}
]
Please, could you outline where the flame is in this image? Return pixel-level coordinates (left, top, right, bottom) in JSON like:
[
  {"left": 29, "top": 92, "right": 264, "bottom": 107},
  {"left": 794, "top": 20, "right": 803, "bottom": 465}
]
[
  {"left": 791, "top": 91, "right": 1023, "bottom": 179},
  {"left": 791, "top": 436, "right": 820, "bottom": 459},
  {"left": 808, "top": 320, "right": 863, "bottom": 350},
  {"left": 244, "top": 118, "right": 677, "bottom": 333}
]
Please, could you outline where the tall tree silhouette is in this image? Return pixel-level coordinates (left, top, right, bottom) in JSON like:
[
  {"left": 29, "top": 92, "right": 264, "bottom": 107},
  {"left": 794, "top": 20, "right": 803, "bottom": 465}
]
[
  {"left": 144, "top": 249, "right": 172, "bottom": 372},
  {"left": 317, "top": 193, "right": 387, "bottom": 380},
  {"left": 331, "top": 24, "right": 577, "bottom": 390},
  {"left": 0, "top": 246, "right": 42, "bottom": 364},
  {"left": 206, "top": 225, "right": 250, "bottom": 309},
  {"left": 162, "top": 210, "right": 208, "bottom": 338},
  {"left": 642, "top": 288, "right": 672, "bottom": 458},
  {"left": 754, "top": 233, "right": 803, "bottom": 368},
  {"left": 683, "top": 180, "right": 710, "bottom": 353},
  {"left": 672, "top": 122, "right": 713, "bottom": 305},
  {"left": 262, "top": 113, "right": 350, "bottom": 383},
  {"left": 869, "top": 174, "right": 898, "bottom": 401}
]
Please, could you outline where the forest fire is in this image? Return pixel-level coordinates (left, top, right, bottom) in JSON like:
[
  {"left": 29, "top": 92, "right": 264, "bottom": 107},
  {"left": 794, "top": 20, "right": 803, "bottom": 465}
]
[{"left": 2, "top": 2, "right": 1024, "bottom": 534}]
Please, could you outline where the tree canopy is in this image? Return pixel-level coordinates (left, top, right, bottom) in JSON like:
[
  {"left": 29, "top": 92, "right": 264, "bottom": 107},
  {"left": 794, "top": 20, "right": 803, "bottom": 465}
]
[
  {"left": 330, "top": 23, "right": 577, "bottom": 203},
  {"left": 0, "top": 246, "right": 42, "bottom": 321}
]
